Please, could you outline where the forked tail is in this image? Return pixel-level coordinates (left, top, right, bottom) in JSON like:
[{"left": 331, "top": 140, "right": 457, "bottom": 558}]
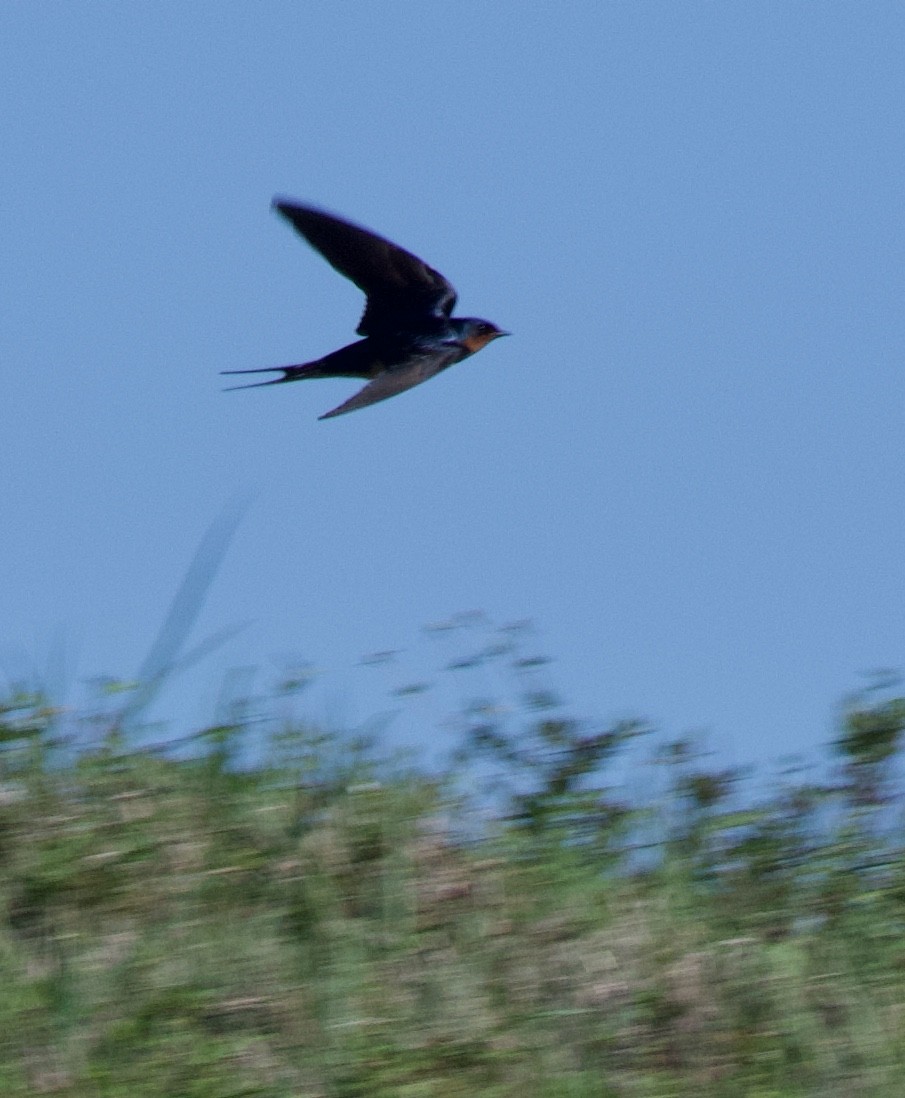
[
  {"left": 221, "top": 364, "right": 313, "bottom": 391},
  {"left": 222, "top": 340, "right": 374, "bottom": 391}
]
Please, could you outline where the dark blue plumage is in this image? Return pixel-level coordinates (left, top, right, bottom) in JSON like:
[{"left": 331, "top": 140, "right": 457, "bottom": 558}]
[{"left": 223, "top": 200, "right": 508, "bottom": 420}]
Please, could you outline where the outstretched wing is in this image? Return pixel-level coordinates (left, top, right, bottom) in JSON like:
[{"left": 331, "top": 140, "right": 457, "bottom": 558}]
[
  {"left": 319, "top": 347, "right": 462, "bottom": 420},
  {"left": 273, "top": 199, "right": 457, "bottom": 338}
]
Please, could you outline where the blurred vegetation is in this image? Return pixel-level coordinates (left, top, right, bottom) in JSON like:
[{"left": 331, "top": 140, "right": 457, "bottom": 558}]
[{"left": 2, "top": 622, "right": 905, "bottom": 1096}]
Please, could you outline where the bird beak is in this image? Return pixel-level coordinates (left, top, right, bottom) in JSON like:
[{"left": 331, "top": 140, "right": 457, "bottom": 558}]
[{"left": 495, "top": 330, "right": 511, "bottom": 338}]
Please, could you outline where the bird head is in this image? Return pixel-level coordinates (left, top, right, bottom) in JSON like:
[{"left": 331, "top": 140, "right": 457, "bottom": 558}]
[{"left": 459, "top": 319, "right": 510, "bottom": 354}]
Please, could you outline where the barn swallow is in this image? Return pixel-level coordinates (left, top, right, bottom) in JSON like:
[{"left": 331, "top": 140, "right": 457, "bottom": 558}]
[{"left": 222, "top": 199, "right": 508, "bottom": 420}]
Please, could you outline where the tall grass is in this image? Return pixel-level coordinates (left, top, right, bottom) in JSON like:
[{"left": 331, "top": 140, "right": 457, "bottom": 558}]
[{"left": 0, "top": 653, "right": 904, "bottom": 1096}]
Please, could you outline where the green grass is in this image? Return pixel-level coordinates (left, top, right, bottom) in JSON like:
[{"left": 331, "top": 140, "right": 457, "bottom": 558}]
[{"left": 1, "top": 676, "right": 904, "bottom": 1096}]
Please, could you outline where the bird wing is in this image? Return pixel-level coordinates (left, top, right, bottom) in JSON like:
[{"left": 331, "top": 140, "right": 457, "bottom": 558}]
[
  {"left": 273, "top": 200, "right": 458, "bottom": 338},
  {"left": 319, "top": 348, "right": 461, "bottom": 420}
]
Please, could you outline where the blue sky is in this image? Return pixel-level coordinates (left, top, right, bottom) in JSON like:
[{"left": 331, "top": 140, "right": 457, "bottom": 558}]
[{"left": 3, "top": 4, "right": 904, "bottom": 771}]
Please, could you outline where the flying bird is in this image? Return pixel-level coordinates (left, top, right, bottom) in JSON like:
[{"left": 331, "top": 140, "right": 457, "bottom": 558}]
[{"left": 223, "top": 200, "right": 509, "bottom": 420}]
